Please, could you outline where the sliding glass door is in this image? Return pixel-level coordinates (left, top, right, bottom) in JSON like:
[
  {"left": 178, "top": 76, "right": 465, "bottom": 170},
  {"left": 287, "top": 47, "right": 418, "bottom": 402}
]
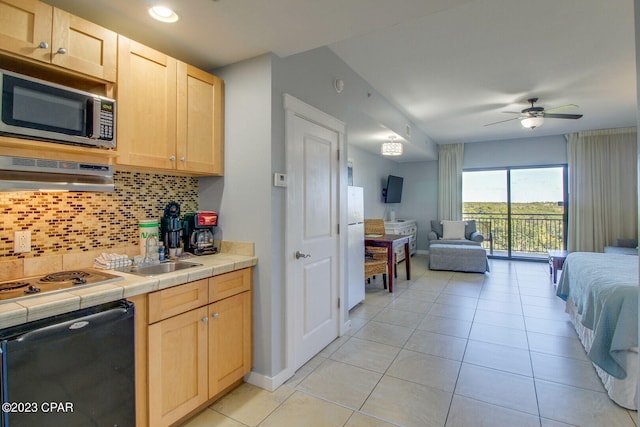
[{"left": 462, "top": 166, "right": 567, "bottom": 259}]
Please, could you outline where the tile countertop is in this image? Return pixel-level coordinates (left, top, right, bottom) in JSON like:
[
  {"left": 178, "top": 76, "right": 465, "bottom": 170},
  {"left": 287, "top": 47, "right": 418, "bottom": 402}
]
[{"left": 0, "top": 252, "right": 258, "bottom": 328}]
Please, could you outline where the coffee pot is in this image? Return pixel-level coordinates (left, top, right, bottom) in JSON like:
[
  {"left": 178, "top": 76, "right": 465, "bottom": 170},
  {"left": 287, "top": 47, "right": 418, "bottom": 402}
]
[
  {"left": 191, "top": 229, "right": 215, "bottom": 250},
  {"left": 183, "top": 211, "right": 218, "bottom": 255}
]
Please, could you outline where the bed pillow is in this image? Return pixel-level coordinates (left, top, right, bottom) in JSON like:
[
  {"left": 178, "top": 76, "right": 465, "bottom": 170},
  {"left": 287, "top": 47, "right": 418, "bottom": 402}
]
[{"left": 441, "top": 220, "right": 467, "bottom": 240}]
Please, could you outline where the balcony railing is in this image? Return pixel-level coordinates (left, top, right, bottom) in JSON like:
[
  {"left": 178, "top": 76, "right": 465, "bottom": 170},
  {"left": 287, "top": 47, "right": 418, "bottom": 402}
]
[{"left": 463, "top": 212, "right": 565, "bottom": 257}]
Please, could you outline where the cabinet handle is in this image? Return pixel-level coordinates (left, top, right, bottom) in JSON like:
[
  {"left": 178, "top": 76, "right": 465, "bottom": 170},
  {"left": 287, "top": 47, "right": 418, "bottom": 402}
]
[
  {"left": 180, "top": 157, "right": 186, "bottom": 162},
  {"left": 57, "top": 47, "right": 67, "bottom": 55},
  {"left": 169, "top": 156, "right": 176, "bottom": 161},
  {"left": 212, "top": 313, "right": 219, "bottom": 318},
  {"left": 39, "top": 42, "right": 49, "bottom": 49},
  {"left": 202, "top": 317, "right": 209, "bottom": 323}
]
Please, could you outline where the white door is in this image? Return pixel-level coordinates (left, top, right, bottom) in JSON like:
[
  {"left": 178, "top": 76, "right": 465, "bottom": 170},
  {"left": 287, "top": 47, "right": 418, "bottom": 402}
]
[{"left": 285, "top": 95, "right": 343, "bottom": 371}]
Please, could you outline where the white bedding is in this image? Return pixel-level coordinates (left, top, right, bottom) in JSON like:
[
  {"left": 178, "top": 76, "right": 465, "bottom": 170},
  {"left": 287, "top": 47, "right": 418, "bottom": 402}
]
[{"left": 566, "top": 299, "right": 639, "bottom": 410}]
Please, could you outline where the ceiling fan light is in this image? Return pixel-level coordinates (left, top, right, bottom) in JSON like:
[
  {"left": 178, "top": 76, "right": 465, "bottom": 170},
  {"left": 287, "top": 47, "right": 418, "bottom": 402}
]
[
  {"left": 149, "top": 5, "right": 180, "bottom": 23},
  {"left": 521, "top": 116, "right": 544, "bottom": 129},
  {"left": 381, "top": 141, "right": 403, "bottom": 156}
]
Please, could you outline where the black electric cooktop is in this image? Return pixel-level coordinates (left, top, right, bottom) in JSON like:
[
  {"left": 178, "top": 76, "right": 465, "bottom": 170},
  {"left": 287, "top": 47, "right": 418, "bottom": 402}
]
[{"left": 0, "top": 269, "right": 123, "bottom": 301}]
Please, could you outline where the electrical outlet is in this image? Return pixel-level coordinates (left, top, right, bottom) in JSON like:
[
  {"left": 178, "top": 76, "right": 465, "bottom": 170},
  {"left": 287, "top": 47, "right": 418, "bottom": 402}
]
[{"left": 14, "top": 230, "right": 31, "bottom": 253}]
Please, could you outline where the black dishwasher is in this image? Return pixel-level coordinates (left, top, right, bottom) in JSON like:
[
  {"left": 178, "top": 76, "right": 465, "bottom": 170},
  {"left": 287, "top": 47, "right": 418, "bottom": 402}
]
[{"left": 0, "top": 300, "right": 135, "bottom": 427}]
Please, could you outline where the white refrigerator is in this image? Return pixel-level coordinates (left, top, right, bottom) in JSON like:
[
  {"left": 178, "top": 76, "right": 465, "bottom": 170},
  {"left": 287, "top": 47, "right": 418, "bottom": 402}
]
[{"left": 347, "top": 186, "right": 365, "bottom": 309}]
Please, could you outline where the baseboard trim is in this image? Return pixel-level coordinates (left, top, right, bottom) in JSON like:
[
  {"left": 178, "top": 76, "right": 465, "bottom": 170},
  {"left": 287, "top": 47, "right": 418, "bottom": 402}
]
[{"left": 245, "top": 368, "right": 294, "bottom": 392}]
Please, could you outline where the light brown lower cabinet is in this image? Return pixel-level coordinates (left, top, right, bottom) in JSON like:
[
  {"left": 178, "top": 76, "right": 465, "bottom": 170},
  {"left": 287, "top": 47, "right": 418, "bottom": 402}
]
[
  {"left": 135, "top": 268, "right": 253, "bottom": 427},
  {"left": 208, "top": 291, "right": 252, "bottom": 396}
]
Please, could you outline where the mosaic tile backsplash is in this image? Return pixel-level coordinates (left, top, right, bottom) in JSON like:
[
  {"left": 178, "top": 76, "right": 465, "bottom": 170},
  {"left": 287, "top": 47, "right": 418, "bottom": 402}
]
[{"left": 0, "top": 171, "right": 198, "bottom": 260}]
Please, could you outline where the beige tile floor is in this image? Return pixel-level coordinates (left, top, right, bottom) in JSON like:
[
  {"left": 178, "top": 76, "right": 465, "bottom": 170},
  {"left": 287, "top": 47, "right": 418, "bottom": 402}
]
[{"left": 182, "top": 255, "right": 639, "bottom": 427}]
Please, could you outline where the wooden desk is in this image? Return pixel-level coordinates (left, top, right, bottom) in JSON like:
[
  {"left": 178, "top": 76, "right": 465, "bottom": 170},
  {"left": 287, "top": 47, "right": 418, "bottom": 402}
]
[
  {"left": 548, "top": 250, "right": 568, "bottom": 284},
  {"left": 364, "top": 234, "right": 411, "bottom": 293}
]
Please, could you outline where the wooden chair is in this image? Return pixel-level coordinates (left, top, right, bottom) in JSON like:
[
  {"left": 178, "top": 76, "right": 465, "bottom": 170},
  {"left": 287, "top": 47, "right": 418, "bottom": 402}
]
[
  {"left": 364, "top": 250, "right": 387, "bottom": 289},
  {"left": 364, "top": 218, "right": 398, "bottom": 278},
  {"left": 364, "top": 218, "right": 386, "bottom": 236}
]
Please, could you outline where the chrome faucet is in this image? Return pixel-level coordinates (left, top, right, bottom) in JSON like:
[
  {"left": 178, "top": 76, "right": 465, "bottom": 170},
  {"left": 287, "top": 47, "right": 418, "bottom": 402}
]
[{"left": 144, "top": 235, "right": 159, "bottom": 264}]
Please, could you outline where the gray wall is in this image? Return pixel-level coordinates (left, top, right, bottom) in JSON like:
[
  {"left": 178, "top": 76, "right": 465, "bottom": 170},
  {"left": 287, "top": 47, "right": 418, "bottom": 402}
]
[
  {"left": 199, "top": 54, "right": 276, "bottom": 376},
  {"left": 462, "top": 135, "right": 567, "bottom": 169},
  {"left": 268, "top": 47, "right": 428, "bottom": 375},
  {"left": 199, "top": 42, "right": 575, "bottom": 382},
  {"left": 347, "top": 145, "right": 398, "bottom": 219},
  {"left": 201, "top": 47, "right": 425, "bottom": 381},
  {"left": 395, "top": 160, "right": 439, "bottom": 251},
  {"left": 393, "top": 135, "right": 568, "bottom": 252}
]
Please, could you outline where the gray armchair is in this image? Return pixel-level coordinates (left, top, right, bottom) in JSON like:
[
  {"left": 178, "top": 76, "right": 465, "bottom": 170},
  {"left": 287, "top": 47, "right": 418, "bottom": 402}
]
[{"left": 428, "top": 219, "right": 484, "bottom": 246}]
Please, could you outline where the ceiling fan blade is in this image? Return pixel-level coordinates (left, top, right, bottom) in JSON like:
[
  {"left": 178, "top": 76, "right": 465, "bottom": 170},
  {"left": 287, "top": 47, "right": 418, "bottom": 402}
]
[
  {"left": 542, "top": 113, "right": 583, "bottom": 119},
  {"left": 484, "top": 116, "right": 521, "bottom": 127},
  {"left": 544, "top": 104, "right": 579, "bottom": 113}
]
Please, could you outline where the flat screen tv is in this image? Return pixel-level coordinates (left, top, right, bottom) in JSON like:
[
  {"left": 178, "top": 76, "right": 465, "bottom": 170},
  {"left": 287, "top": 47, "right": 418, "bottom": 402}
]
[{"left": 384, "top": 175, "right": 403, "bottom": 203}]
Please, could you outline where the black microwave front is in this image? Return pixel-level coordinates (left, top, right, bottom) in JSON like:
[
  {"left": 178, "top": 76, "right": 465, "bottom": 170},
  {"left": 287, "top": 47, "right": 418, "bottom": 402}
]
[{"left": 0, "top": 69, "right": 115, "bottom": 148}]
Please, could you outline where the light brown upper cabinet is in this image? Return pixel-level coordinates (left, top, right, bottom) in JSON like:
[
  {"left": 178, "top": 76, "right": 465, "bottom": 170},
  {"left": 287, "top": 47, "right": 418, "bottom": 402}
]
[
  {"left": 0, "top": 0, "right": 117, "bottom": 81},
  {"left": 177, "top": 63, "right": 224, "bottom": 175},
  {"left": 116, "top": 36, "right": 178, "bottom": 170},
  {"left": 117, "top": 36, "right": 224, "bottom": 175}
]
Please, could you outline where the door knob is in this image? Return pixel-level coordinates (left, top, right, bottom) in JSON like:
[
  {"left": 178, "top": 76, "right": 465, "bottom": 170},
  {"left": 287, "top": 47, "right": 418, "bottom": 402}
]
[
  {"left": 39, "top": 42, "right": 48, "bottom": 49},
  {"left": 201, "top": 317, "right": 209, "bottom": 323},
  {"left": 57, "top": 47, "right": 67, "bottom": 54},
  {"left": 295, "top": 250, "right": 311, "bottom": 259},
  {"left": 212, "top": 313, "right": 219, "bottom": 318}
]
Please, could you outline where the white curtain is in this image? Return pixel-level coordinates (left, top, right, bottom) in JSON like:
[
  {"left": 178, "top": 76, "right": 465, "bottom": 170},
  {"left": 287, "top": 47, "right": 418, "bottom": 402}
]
[
  {"left": 567, "top": 127, "right": 638, "bottom": 252},
  {"left": 438, "top": 143, "right": 464, "bottom": 221}
]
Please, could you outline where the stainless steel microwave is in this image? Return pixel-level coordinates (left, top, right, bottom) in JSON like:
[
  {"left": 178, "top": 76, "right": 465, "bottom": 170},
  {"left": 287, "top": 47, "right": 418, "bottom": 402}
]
[{"left": 0, "top": 70, "right": 116, "bottom": 148}]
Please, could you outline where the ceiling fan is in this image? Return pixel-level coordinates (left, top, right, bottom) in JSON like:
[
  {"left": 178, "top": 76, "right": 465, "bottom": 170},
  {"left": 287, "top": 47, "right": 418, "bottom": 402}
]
[{"left": 485, "top": 98, "right": 583, "bottom": 129}]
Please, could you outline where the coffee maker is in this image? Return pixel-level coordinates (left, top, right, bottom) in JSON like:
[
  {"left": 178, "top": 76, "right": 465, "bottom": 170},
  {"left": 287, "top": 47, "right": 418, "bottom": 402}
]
[
  {"left": 183, "top": 211, "right": 218, "bottom": 255},
  {"left": 160, "top": 201, "right": 183, "bottom": 256}
]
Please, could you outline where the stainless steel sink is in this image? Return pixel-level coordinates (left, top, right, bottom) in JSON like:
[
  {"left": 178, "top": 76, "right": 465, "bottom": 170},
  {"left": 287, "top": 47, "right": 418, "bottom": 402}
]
[{"left": 120, "top": 261, "right": 202, "bottom": 276}]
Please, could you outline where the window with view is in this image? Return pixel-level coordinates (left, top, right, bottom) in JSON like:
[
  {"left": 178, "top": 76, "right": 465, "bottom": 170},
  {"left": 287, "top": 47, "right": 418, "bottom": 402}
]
[{"left": 462, "top": 166, "right": 567, "bottom": 259}]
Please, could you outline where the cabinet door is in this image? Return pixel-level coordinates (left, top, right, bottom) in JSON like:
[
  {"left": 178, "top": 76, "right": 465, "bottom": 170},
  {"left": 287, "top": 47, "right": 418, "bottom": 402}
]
[
  {"left": 177, "top": 62, "right": 224, "bottom": 175},
  {"left": 51, "top": 8, "right": 116, "bottom": 81},
  {"left": 208, "top": 291, "right": 252, "bottom": 397},
  {"left": 117, "top": 36, "right": 177, "bottom": 170},
  {"left": 148, "top": 307, "right": 208, "bottom": 427},
  {"left": 0, "top": 0, "right": 52, "bottom": 63}
]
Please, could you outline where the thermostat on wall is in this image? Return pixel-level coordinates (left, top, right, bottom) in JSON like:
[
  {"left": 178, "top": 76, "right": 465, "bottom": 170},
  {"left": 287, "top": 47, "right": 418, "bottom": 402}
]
[{"left": 274, "top": 173, "right": 288, "bottom": 187}]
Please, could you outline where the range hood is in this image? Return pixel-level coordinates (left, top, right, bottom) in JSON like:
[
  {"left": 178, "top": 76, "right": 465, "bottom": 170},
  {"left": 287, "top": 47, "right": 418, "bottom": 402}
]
[{"left": 0, "top": 155, "right": 114, "bottom": 192}]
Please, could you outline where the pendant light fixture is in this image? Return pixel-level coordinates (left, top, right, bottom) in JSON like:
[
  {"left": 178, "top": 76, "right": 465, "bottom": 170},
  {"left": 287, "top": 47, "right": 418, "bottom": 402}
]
[
  {"left": 520, "top": 115, "right": 544, "bottom": 129},
  {"left": 381, "top": 135, "right": 403, "bottom": 156}
]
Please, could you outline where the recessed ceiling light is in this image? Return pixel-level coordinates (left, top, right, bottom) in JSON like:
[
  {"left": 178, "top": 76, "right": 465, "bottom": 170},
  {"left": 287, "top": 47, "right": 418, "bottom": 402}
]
[{"left": 149, "top": 5, "right": 180, "bottom": 23}]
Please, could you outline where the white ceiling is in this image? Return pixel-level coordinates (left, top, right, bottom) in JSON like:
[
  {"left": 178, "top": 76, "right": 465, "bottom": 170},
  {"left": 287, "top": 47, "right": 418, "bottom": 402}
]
[{"left": 45, "top": 0, "right": 638, "bottom": 161}]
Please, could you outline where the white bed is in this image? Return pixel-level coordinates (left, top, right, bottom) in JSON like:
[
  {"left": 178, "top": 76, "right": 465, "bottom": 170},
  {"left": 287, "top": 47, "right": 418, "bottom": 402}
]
[{"left": 556, "top": 252, "right": 639, "bottom": 410}]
